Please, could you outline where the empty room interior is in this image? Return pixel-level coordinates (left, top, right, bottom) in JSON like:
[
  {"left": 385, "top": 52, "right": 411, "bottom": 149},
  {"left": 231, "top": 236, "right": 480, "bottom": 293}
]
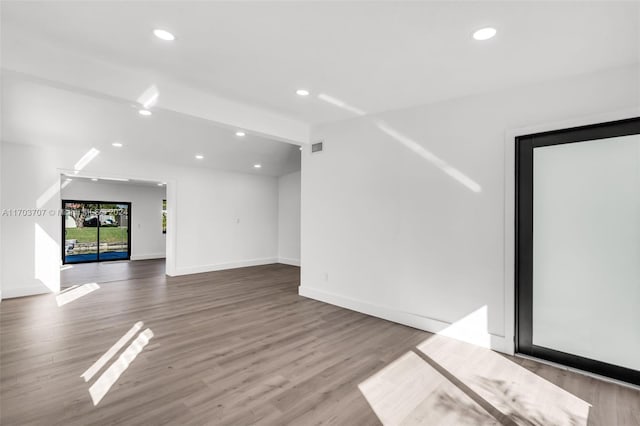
[{"left": 0, "top": 1, "right": 639, "bottom": 425}]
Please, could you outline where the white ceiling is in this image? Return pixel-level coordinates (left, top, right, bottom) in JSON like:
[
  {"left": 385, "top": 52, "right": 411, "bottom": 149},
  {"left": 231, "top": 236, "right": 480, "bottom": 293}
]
[
  {"left": 1, "top": 73, "right": 301, "bottom": 177},
  {"left": 2, "top": 1, "right": 638, "bottom": 124}
]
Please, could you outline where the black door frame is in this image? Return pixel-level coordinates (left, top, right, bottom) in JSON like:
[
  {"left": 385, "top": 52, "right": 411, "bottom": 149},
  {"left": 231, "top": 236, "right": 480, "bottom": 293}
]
[
  {"left": 515, "top": 116, "right": 640, "bottom": 386},
  {"left": 62, "top": 199, "right": 132, "bottom": 264}
]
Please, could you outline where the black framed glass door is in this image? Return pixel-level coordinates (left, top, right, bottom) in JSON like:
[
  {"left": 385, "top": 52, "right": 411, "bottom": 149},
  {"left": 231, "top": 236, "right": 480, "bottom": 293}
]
[
  {"left": 515, "top": 117, "right": 640, "bottom": 386},
  {"left": 62, "top": 200, "right": 131, "bottom": 264}
]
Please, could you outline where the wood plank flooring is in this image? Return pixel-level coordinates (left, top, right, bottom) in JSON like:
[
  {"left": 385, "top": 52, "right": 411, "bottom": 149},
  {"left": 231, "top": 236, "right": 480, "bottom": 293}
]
[
  {"left": 60, "top": 259, "right": 166, "bottom": 288},
  {"left": 1, "top": 260, "right": 638, "bottom": 425}
]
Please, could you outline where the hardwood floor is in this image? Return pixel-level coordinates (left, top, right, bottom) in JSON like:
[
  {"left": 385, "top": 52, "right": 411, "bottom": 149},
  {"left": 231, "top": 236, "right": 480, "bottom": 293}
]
[
  {"left": 60, "top": 259, "right": 166, "bottom": 288},
  {"left": 1, "top": 261, "right": 638, "bottom": 425}
]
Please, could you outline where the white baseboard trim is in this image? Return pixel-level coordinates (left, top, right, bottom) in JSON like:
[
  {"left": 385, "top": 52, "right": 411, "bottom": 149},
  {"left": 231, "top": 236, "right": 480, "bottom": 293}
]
[
  {"left": 131, "top": 253, "right": 166, "bottom": 261},
  {"left": 278, "top": 257, "right": 300, "bottom": 266},
  {"left": 2, "top": 285, "right": 50, "bottom": 299},
  {"left": 299, "top": 285, "right": 508, "bottom": 354},
  {"left": 171, "top": 257, "right": 278, "bottom": 276}
]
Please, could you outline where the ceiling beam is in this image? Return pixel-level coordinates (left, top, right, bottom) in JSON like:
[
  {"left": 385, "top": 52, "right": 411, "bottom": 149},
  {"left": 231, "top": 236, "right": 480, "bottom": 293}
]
[{"left": 2, "top": 31, "right": 310, "bottom": 145}]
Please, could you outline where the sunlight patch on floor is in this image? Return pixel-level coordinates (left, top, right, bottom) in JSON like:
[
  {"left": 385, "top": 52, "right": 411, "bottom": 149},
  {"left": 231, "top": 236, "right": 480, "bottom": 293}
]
[
  {"left": 55, "top": 283, "right": 99, "bottom": 307},
  {"left": 81, "top": 321, "right": 144, "bottom": 382},
  {"left": 417, "top": 335, "right": 591, "bottom": 426},
  {"left": 359, "top": 333, "right": 591, "bottom": 425},
  {"left": 359, "top": 351, "right": 496, "bottom": 425},
  {"left": 89, "top": 328, "right": 154, "bottom": 405}
]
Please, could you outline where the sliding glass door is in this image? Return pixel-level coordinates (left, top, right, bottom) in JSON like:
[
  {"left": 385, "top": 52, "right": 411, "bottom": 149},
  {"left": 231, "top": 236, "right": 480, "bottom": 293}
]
[
  {"left": 63, "top": 200, "right": 131, "bottom": 264},
  {"left": 516, "top": 117, "right": 640, "bottom": 386},
  {"left": 63, "top": 201, "right": 99, "bottom": 263}
]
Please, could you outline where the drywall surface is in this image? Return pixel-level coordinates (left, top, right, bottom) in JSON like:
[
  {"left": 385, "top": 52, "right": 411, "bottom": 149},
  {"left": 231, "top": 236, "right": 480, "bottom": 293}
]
[
  {"left": 300, "top": 64, "right": 640, "bottom": 352},
  {"left": 278, "top": 171, "right": 301, "bottom": 265}
]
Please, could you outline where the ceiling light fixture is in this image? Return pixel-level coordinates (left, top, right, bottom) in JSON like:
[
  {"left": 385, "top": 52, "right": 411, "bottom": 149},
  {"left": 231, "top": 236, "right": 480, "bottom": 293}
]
[
  {"left": 112, "top": 142, "right": 123, "bottom": 147},
  {"left": 235, "top": 131, "right": 246, "bottom": 137},
  {"left": 253, "top": 164, "right": 262, "bottom": 169},
  {"left": 91, "top": 178, "right": 99, "bottom": 182},
  {"left": 153, "top": 29, "right": 176, "bottom": 41},
  {"left": 139, "top": 109, "right": 152, "bottom": 116},
  {"left": 296, "top": 89, "right": 310, "bottom": 96},
  {"left": 195, "top": 154, "right": 204, "bottom": 160},
  {"left": 473, "top": 27, "right": 497, "bottom": 41}
]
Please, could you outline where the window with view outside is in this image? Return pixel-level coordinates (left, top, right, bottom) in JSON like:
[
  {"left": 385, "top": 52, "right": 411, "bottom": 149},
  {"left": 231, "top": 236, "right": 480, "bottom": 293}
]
[{"left": 162, "top": 199, "right": 167, "bottom": 234}]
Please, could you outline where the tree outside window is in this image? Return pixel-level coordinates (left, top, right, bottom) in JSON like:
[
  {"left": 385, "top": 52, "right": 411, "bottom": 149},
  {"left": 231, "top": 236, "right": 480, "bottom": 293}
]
[{"left": 162, "top": 199, "right": 167, "bottom": 234}]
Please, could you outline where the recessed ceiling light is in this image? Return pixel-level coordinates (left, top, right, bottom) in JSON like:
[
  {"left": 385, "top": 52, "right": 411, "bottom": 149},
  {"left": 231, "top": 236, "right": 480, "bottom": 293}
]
[
  {"left": 91, "top": 178, "right": 99, "bottom": 182},
  {"left": 112, "top": 142, "right": 123, "bottom": 147},
  {"left": 296, "top": 89, "right": 310, "bottom": 96},
  {"left": 253, "top": 164, "right": 262, "bottom": 168},
  {"left": 139, "top": 109, "right": 152, "bottom": 116},
  {"left": 153, "top": 29, "right": 176, "bottom": 41},
  {"left": 195, "top": 154, "right": 204, "bottom": 160},
  {"left": 235, "top": 131, "right": 246, "bottom": 137},
  {"left": 473, "top": 27, "right": 497, "bottom": 41}
]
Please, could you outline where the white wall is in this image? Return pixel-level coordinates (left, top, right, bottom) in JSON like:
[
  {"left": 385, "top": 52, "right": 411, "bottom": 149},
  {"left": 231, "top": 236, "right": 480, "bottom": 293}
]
[
  {"left": 61, "top": 180, "right": 167, "bottom": 260},
  {"left": 1, "top": 143, "right": 63, "bottom": 298},
  {"left": 299, "top": 64, "right": 640, "bottom": 353},
  {"left": 0, "top": 141, "right": 280, "bottom": 298},
  {"left": 0, "top": 128, "right": 2, "bottom": 300},
  {"left": 278, "top": 171, "right": 301, "bottom": 266},
  {"left": 173, "top": 167, "right": 278, "bottom": 275}
]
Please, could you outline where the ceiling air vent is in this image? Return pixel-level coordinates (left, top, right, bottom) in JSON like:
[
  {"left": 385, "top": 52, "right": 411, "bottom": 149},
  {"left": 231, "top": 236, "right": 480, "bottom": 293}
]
[{"left": 311, "top": 141, "right": 324, "bottom": 153}]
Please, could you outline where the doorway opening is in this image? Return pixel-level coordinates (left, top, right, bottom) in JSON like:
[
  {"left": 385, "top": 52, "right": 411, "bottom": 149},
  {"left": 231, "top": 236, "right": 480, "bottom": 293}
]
[{"left": 59, "top": 175, "right": 169, "bottom": 290}]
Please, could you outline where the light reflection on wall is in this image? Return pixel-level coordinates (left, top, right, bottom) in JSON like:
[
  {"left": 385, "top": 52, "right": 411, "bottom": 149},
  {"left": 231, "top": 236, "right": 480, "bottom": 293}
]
[
  {"left": 375, "top": 121, "right": 482, "bottom": 193},
  {"left": 34, "top": 223, "right": 61, "bottom": 293},
  {"left": 73, "top": 148, "right": 100, "bottom": 172},
  {"left": 137, "top": 84, "right": 159, "bottom": 109},
  {"left": 317, "top": 93, "right": 366, "bottom": 116},
  {"left": 316, "top": 93, "right": 482, "bottom": 193},
  {"left": 435, "top": 305, "right": 491, "bottom": 348}
]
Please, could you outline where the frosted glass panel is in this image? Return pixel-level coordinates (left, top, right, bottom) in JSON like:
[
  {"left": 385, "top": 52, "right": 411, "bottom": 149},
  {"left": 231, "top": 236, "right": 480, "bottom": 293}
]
[{"left": 533, "top": 134, "right": 640, "bottom": 371}]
